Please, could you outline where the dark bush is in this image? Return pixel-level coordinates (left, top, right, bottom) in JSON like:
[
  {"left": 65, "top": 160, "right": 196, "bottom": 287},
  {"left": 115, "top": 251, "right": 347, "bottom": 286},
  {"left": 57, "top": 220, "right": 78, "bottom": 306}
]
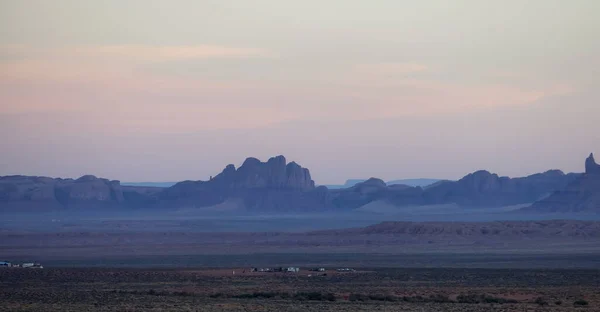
[
  {"left": 233, "top": 292, "right": 288, "bottom": 299},
  {"left": 574, "top": 299, "right": 589, "bottom": 306},
  {"left": 231, "top": 291, "right": 332, "bottom": 301},
  {"left": 429, "top": 294, "right": 454, "bottom": 303},
  {"left": 555, "top": 300, "right": 563, "bottom": 305},
  {"left": 384, "top": 295, "right": 397, "bottom": 302},
  {"left": 349, "top": 293, "right": 369, "bottom": 302},
  {"left": 368, "top": 294, "right": 387, "bottom": 301},
  {"left": 401, "top": 295, "right": 425, "bottom": 302},
  {"left": 457, "top": 294, "right": 517, "bottom": 304},
  {"left": 456, "top": 294, "right": 479, "bottom": 304},
  {"left": 324, "top": 293, "right": 336, "bottom": 302},
  {"left": 483, "top": 296, "right": 517, "bottom": 304},
  {"left": 535, "top": 297, "right": 548, "bottom": 306},
  {"left": 279, "top": 292, "right": 291, "bottom": 299},
  {"left": 295, "top": 292, "right": 323, "bottom": 301},
  {"left": 255, "top": 292, "right": 276, "bottom": 299},
  {"left": 292, "top": 292, "right": 335, "bottom": 301}
]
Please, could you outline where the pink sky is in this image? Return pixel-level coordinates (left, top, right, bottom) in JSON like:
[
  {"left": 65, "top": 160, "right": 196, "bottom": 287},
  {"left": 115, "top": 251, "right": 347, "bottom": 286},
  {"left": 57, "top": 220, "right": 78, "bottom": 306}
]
[{"left": 1, "top": 1, "right": 599, "bottom": 183}]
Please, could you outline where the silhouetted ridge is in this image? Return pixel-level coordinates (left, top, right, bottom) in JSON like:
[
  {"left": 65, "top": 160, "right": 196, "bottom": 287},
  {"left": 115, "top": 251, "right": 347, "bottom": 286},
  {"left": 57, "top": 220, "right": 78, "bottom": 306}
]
[
  {"left": 0, "top": 154, "right": 584, "bottom": 212},
  {"left": 525, "top": 152, "right": 600, "bottom": 213}
]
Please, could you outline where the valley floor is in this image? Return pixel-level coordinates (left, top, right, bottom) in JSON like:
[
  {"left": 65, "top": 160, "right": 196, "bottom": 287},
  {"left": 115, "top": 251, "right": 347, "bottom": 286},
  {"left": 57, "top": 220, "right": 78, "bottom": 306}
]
[{"left": 1, "top": 267, "right": 598, "bottom": 311}]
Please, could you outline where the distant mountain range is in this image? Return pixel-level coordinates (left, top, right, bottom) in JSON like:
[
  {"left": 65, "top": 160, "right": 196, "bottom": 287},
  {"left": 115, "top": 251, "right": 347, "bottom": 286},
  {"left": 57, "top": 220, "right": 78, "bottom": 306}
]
[
  {"left": 323, "top": 178, "right": 443, "bottom": 189},
  {"left": 1, "top": 153, "right": 599, "bottom": 213},
  {"left": 122, "top": 182, "right": 177, "bottom": 188},
  {"left": 122, "top": 179, "right": 442, "bottom": 189}
]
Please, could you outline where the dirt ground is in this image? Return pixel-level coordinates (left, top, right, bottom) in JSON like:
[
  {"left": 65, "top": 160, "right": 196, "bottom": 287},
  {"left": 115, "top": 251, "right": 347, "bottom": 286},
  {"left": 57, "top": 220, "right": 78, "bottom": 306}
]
[{"left": 1, "top": 267, "right": 599, "bottom": 311}]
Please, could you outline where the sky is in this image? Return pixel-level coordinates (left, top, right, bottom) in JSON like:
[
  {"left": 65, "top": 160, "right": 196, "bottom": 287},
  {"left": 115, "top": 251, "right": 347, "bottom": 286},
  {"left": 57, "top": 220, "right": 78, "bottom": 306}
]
[{"left": 1, "top": 0, "right": 599, "bottom": 184}]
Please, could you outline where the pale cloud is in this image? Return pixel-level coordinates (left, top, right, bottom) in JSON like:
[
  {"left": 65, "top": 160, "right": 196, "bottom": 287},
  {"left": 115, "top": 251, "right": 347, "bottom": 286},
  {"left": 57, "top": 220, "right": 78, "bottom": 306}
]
[
  {"left": 0, "top": 44, "right": 273, "bottom": 88},
  {"left": 0, "top": 44, "right": 272, "bottom": 92},
  {"left": 0, "top": 43, "right": 579, "bottom": 134},
  {"left": 353, "top": 62, "right": 429, "bottom": 76},
  {"left": 0, "top": 44, "right": 273, "bottom": 116},
  {"left": 301, "top": 64, "right": 576, "bottom": 119},
  {"left": 0, "top": 45, "right": 293, "bottom": 133},
  {"left": 76, "top": 45, "right": 273, "bottom": 62},
  {"left": 1, "top": 44, "right": 273, "bottom": 61}
]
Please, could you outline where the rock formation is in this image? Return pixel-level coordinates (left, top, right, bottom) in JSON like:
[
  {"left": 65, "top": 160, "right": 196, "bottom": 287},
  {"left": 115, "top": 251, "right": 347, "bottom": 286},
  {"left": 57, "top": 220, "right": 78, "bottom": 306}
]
[
  {"left": 420, "top": 169, "right": 578, "bottom": 207},
  {"left": 204, "top": 155, "right": 315, "bottom": 190},
  {"left": 0, "top": 175, "right": 127, "bottom": 209},
  {"left": 0, "top": 154, "right": 585, "bottom": 212},
  {"left": 585, "top": 153, "right": 600, "bottom": 175},
  {"left": 525, "top": 153, "right": 600, "bottom": 213},
  {"left": 159, "top": 155, "right": 320, "bottom": 211}
]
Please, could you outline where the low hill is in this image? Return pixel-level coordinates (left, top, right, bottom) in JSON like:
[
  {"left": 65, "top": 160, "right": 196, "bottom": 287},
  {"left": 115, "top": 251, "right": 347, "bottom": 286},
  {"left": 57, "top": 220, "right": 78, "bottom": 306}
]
[
  {"left": 324, "top": 178, "right": 442, "bottom": 189},
  {"left": 122, "top": 182, "right": 176, "bottom": 188}
]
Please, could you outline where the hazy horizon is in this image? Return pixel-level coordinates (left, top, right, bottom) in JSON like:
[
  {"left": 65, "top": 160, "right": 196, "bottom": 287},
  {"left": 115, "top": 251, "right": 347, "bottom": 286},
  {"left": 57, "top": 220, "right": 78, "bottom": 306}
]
[{"left": 1, "top": 0, "right": 599, "bottom": 184}]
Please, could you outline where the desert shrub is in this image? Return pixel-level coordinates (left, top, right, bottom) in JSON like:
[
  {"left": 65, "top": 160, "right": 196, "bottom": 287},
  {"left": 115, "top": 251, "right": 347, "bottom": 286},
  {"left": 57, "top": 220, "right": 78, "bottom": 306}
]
[
  {"left": 231, "top": 292, "right": 332, "bottom": 301},
  {"left": 349, "top": 293, "right": 369, "bottom": 302},
  {"left": 385, "top": 295, "right": 397, "bottom": 302},
  {"left": 324, "top": 293, "right": 336, "bottom": 301},
  {"left": 555, "top": 300, "right": 562, "bottom": 305},
  {"left": 457, "top": 294, "right": 517, "bottom": 304},
  {"left": 574, "top": 299, "right": 589, "bottom": 306},
  {"left": 429, "top": 294, "right": 454, "bottom": 303},
  {"left": 209, "top": 293, "right": 225, "bottom": 298},
  {"left": 279, "top": 292, "right": 291, "bottom": 299},
  {"left": 413, "top": 295, "right": 425, "bottom": 302},
  {"left": 456, "top": 294, "right": 480, "bottom": 304},
  {"left": 298, "top": 292, "right": 336, "bottom": 301},
  {"left": 254, "top": 292, "right": 276, "bottom": 299},
  {"left": 535, "top": 297, "right": 548, "bottom": 306},
  {"left": 402, "top": 295, "right": 425, "bottom": 302},
  {"left": 295, "top": 292, "right": 323, "bottom": 301},
  {"left": 369, "top": 295, "right": 397, "bottom": 302},
  {"left": 368, "top": 294, "right": 387, "bottom": 301},
  {"left": 483, "top": 296, "right": 517, "bottom": 304},
  {"left": 366, "top": 294, "right": 398, "bottom": 302},
  {"left": 233, "top": 292, "right": 288, "bottom": 299}
]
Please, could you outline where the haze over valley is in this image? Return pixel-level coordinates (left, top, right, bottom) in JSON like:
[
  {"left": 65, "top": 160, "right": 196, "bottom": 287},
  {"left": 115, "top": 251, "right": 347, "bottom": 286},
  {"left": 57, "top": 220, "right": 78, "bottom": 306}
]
[
  {"left": 2, "top": 2, "right": 600, "bottom": 311},
  {"left": 3, "top": 153, "right": 600, "bottom": 267}
]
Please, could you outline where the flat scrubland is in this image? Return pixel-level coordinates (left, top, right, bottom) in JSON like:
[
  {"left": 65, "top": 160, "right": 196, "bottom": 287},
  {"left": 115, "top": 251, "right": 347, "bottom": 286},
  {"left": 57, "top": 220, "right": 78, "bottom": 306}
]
[
  {"left": 1, "top": 268, "right": 598, "bottom": 311},
  {"left": 4, "top": 220, "right": 600, "bottom": 267}
]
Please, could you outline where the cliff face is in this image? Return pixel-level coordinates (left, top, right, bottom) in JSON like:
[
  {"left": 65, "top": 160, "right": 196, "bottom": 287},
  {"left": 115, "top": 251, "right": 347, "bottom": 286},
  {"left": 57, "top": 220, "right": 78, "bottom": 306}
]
[
  {"left": 585, "top": 153, "right": 600, "bottom": 175},
  {"left": 526, "top": 153, "right": 600, "bottom": 213},
  {"left": 209, "top": 155, "right": 315, "bottom": 190},
  {"left": 421, "top": 170, "right": 579, "bottom": 207},
  {"left": 0, "top": 175, "right": 125, "bottom": 208},
  {"left": 159, "top": 155, "right": 321, "bottom": 211}
]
